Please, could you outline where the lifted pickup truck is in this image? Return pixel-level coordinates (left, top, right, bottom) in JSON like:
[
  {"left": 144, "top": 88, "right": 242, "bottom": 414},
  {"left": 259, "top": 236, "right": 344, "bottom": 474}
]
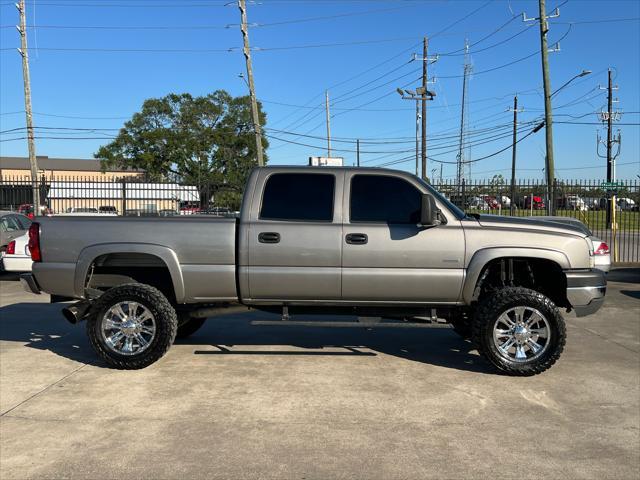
[{"left": 22, "top": 166, "right": 606, "bottom": 375}]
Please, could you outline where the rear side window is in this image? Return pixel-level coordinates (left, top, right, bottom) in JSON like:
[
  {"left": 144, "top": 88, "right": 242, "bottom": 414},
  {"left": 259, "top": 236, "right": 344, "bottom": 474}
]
[
  {"left": 15, "top": 215, "right": 32, "bottom": 229},
  {"left": 350, "top": 175, "right": 421, "bottom": 224},
  {"left": 260, "top": 173, "right": 335, "bottom": 222},
  {"left": 1, "top": 215, "right": 22, "bottom": 232}
]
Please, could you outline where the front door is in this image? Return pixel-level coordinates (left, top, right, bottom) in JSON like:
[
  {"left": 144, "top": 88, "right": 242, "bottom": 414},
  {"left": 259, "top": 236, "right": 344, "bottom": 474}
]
[
  {"left": 246, "top": 170, "right": 343, "bottom": 301},
  {"left": 341, "top": 172, "right": 465, "bottom": 304}
]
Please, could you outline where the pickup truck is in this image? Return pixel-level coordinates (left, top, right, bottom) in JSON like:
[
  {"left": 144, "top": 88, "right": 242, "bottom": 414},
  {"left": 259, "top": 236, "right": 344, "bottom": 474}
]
[{"left": 21, "top": 166, "right": 607, "bottom": 375}]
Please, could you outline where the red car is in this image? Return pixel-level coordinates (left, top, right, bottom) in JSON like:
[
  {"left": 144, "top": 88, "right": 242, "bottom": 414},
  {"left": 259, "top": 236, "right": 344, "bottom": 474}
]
[
  {"left": 524, "top": 196, "right": 545, "bottom": 210},
  {"left": 17, "top": 204, "right": 53, "bottom": 219}
]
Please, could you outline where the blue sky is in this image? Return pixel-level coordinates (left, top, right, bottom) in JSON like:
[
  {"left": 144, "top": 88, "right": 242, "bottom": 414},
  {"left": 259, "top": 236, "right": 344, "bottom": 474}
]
[{"left": 1, "top": 0, "right": 639, "bottom": 180}]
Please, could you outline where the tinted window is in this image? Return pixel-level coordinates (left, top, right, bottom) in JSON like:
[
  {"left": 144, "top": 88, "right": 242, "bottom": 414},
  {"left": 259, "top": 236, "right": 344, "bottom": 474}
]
[
  {"left": 260, "top": 173, "right": 335, "bottom": 222},
  {"left": 350, "top": 175, "right": 421, "bottom": 224},
  {"left": 15, "top": 214, "right": 32, "bottom": 229}
]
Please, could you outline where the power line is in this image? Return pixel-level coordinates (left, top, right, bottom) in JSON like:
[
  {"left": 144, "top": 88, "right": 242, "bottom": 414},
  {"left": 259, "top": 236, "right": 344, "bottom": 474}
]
[{"left": 552, "top": 17, "right": 640, "bottom": 25}]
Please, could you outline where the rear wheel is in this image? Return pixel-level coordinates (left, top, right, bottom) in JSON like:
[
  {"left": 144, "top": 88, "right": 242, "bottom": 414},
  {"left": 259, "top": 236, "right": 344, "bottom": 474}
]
[
  {"left": 86, "top": 283, "right": 177, "bottom": 369},
  {"left": 472, "top": 287, "right": 566, "bottom": 376}
]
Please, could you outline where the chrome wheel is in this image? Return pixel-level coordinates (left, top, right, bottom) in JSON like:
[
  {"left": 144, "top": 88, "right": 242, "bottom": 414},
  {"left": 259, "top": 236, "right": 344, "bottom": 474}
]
[
  {"left": 493, "top": 306, "right": 551, "bottom": 363},
  {"left": 101, "top": 301, "right": 156, "bottom": 356}
]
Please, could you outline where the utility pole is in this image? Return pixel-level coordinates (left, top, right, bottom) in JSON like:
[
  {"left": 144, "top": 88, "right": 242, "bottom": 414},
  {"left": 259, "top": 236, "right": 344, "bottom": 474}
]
[
  {"left": 356, "top": 139, "right": 360, "bottom": 167},
  {"left": 421, "top": 37, "right": 428, "bottom": 180},
  {"left": 597, "top": 68, "right": 621, "bottom": 227},
  {"left": 325, "top": 90, "right": 332, "bottom": 158},
  {"left": 415, "top": 101, "right": 420, "bottom": 176},
  {"left": 456, "top": 63, "right": 471, "bottom": 189},
  {"left": 413, "top": 41, "right": 438, "bottom": 180},
  {"left": 606, "top": 69, "right": 613, "bottom": 186},
  {"left": 238, "top": 0, "right": 264, "bottom": 166},
  {"left": 456, "top": 40, "right": 472, "bottom": 189},
  {"left": 16, "top": 0, "right": 40, "bottom": 213},
  {"left": 524, "top": 0, "right": 561, "bottom": 215},
  {"left": 508, "top": 96, "right": 524, "bottom": 215}
]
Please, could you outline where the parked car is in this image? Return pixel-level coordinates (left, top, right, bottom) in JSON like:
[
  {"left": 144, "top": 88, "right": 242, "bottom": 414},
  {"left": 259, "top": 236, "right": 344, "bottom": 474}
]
[
  {"left": 467, "top": 196, "right": 490, "bottom": 210},
  {"left": 557, "top": 195, "right": 587, "bottom": 211},
  {"left": 22, "top": 166, "right": 607, "bottom": 376},
  {"left": 66, "top": 207, "right": 99, "bottom": 214},
  {"left": 617, "top": 197, "right": 637, "bottom": 211},
  {"left": 583, "top": 197, "right": 607, "bottom": 211},
  {"left": 159, "top": 209, "right": 178, "bottom": 217},
  {"left": 1, "top": 233, "right": 31, "bottom": 272},
  {"left": 521, "top": 195, "right": 545, "bottom": 210},
  {"left": 99, "top": 206, "right": 118, "bottom": 214},
  {"left": 0, "top": 211, "right": 31, "bottom": 252},
  {"left": 17, "top": 204, "right": 53, "bottom": 219},
  {"left": 482, "top": 196, "right": 500, "bottom": 210}
]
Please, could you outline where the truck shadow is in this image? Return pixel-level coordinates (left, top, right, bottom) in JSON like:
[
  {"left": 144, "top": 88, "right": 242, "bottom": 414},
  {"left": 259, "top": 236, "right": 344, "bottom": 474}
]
[{"left": 0, "top": 304, "right": 493, "bottom": 374}]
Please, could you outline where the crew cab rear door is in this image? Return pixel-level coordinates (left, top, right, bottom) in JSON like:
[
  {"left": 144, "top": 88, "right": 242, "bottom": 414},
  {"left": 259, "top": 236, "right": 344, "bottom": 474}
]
[
  {"left": 244, "top": 169, "right": 344, "bottom": 301},
  {"left": 341, "top": 171, "right": 465, "bottom": 303}
]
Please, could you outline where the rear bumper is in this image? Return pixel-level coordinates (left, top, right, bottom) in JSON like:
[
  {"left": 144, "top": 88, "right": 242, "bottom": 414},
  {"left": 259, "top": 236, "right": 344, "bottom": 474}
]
[
  {"left": 565, "top": 269, "right": 607, "bottom": 317},
  {"left": 2, "top": 255, "right": 32, "bottom": 272},
  {"left": 20, "top": 273, "right": 41, "bottom": 295}
]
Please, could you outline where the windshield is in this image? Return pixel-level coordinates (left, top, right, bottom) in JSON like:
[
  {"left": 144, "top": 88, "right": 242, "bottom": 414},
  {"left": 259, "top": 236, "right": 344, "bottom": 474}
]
[{"left": 415, "top": 177, "right": 466, "bottom": 220}]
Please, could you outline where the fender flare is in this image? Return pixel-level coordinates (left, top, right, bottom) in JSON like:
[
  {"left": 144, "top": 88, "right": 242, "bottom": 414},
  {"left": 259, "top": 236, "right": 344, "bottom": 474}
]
[
  {"left": 462, "top": 247, "right": 570, "bottom": 304},
  {"left": 74, "top": 243, "right": 185, "bottom": 303}
]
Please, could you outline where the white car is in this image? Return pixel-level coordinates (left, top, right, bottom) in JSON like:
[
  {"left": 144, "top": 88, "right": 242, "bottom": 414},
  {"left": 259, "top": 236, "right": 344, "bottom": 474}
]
[
  {"left": 1, "top": 233, "right": 31, "bottom": 272},
  {"left": 617, "top": 197, "right": 636, "bottom": 211}
]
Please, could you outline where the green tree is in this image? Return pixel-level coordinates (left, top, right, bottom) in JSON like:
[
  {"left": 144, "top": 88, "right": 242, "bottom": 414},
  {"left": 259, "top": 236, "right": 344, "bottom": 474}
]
[{"left": 95, "top": 91, "right": 268, "bottom": 209}]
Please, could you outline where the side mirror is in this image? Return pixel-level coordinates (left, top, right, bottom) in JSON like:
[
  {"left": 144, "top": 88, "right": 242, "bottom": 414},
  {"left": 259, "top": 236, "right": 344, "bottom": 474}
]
[{"left": 420, "top": 194, "right": 437, "bottom": 226}]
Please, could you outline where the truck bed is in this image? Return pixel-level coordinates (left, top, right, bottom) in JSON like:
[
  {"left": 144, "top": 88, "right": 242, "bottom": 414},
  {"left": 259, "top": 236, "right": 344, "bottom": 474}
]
[{"left": 33, "top": 216, "right": 238, "bottom": 303}]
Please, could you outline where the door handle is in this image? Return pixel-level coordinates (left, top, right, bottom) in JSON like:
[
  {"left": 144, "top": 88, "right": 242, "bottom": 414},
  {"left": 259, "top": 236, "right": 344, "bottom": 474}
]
[
  {"left": 258, "top": 232, "right": 280, "bottom": 244},
  {"left": 345, "top": 233, "right": 368, "bottom": 245}
]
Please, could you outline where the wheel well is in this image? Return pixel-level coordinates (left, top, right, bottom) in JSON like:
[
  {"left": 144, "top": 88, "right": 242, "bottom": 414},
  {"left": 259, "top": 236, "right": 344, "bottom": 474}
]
[
  {"left": 473, "top": 257, "right": 568, "bottom": 308},
  {"left": 85, "top": 252, "right": 176, "bottom": 302}
]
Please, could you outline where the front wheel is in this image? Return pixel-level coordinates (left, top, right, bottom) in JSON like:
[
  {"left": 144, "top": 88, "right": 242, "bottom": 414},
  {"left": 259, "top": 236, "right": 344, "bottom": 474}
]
[
  {"left": 86, "top": 283, "right": 177, "bottom": 369},
  {"left": 472, "top": 287, "right": 566, "bottom": 376}
]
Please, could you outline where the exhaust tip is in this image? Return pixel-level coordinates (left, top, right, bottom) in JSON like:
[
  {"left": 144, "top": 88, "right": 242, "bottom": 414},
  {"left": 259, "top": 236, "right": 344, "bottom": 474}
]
[
  {"left": 62, "top": 302, "right": 91, "bottom": 325},
  {"left": 62, "top": 307, "right": 79, "bottom": 324}
]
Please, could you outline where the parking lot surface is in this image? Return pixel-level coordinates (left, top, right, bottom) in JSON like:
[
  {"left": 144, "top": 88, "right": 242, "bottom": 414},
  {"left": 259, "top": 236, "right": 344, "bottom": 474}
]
[{"left": 1, "top": 270, "right": 639, "bottom": 479}]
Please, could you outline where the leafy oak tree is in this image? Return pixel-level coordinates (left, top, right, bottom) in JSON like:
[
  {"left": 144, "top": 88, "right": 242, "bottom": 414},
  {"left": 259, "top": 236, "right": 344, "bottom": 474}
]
[{"left": 96, "top": 91, "right": 268, "bottom": 209}]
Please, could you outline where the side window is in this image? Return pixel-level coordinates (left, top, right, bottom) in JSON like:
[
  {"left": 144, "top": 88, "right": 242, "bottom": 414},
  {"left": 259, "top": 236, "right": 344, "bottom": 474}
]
[
  {"left": 16, "top": 215, "right": 32, "bottom": 230},
  {"left": 260, "top": 173, "right": 335, "bottom": 222},
  {"left": 350, "top": 175, "right": 421, "bottom": 224},
  {"left": 1, "top": 216, "right": 21, "bottom": 232}
]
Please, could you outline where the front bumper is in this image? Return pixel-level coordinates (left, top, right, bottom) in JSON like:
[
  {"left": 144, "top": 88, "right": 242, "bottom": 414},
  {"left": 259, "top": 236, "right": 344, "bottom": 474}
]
[
  {"left": 20, "top": 273, "right": 41, "bottom": 295},
  {"left": 565, "top": 269, "right": 606, "bottom": 317}
]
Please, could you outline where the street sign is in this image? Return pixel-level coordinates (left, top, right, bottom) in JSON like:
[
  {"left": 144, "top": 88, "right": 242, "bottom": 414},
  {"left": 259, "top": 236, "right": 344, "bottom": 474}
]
[{"left": 601, "top": 181, "right": 624, "bottom": 192}]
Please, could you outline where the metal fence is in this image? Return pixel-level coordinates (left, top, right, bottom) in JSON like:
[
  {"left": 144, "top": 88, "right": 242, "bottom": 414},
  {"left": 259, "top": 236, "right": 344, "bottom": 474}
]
[
  {"left": 0, "top": 175, "right": 214, "bottom": 217},
  {"left": 433, "top": 178, "right": 639, "bottom": 264},
  {"left": 1, "top": 175, "right": 638, "bottom": 263}
]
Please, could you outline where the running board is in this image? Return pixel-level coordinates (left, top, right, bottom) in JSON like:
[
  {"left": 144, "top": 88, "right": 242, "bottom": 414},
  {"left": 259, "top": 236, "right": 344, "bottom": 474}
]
[{"left": 250, "top": 320, "right": 453, "bottom": 329}]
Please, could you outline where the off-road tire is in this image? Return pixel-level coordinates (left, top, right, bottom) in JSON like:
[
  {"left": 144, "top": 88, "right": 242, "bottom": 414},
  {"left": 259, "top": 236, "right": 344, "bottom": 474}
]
[
  {"left": 86, "top": 283, "right": 177, "bottom": 369},
  {"left": 176, "top": 313, "right": 206, "bottom": 339},
  {"left": 472, "top": 287, "right": 566, "bottom": 376}
]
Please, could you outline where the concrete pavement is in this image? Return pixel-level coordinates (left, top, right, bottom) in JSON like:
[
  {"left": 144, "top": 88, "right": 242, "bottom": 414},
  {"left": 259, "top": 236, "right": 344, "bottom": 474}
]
[{"left": 0, "top": 270, "right": 639, "bottom": 479}]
